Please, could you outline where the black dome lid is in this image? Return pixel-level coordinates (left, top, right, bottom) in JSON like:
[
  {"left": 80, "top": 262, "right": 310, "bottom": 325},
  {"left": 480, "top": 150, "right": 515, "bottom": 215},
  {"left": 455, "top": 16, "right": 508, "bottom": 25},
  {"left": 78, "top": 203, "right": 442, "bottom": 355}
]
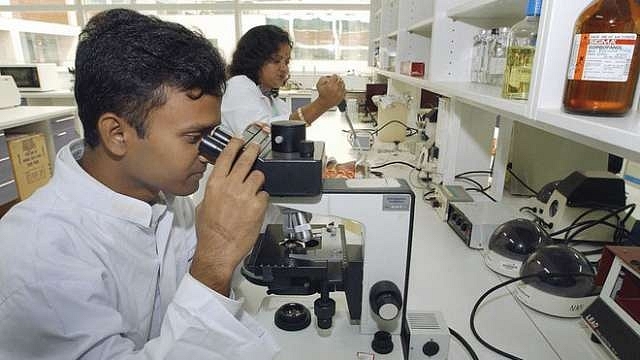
[
  {"left": 520, "top": 245, "right": 595, "bottom": 298},
  {"left": 488, "top": 218, "right": 550, "bottom": 261}
]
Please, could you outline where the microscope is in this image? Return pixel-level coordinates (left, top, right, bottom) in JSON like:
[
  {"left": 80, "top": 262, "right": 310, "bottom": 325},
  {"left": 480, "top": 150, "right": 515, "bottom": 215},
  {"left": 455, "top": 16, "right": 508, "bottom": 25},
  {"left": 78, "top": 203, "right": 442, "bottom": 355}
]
[{"left": 199, "top": 121, "right": 416, "bottom": 358}]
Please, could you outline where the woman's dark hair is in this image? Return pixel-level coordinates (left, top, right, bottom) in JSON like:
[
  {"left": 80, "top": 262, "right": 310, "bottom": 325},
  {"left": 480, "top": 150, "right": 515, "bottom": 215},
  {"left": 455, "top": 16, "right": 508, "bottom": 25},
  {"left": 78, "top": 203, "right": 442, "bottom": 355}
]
[
  {"left": 74, "top": 8, "right": 227, "bottom": 148},
  {"left": 228, "top": 25, "right": 293, "bottom": 84}
]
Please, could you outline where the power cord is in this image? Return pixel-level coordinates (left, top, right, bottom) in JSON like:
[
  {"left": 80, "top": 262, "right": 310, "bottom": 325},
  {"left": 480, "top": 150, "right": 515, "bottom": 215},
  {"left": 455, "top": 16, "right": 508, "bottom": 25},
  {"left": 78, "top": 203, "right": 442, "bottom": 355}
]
[
  {"left": 449, "top": 327, "right": 479, "bottom": 360},
  {"left": 506, "top": 163, "right": 539, "bottom": 196},
  {"left": 548, "top": 204, "right": 635, "bottom": 243},
  {"left": 370, "top": 161, "right": 417, "bottom": 169},
  {"left": 454, "top": 172, "right": 496, "bottom": 202},
  {"left": 371, "top": 120, "right": 419, "bottom": 137},
  {"left": 470, "top": 272, "right": 595, "bottom": 360}
]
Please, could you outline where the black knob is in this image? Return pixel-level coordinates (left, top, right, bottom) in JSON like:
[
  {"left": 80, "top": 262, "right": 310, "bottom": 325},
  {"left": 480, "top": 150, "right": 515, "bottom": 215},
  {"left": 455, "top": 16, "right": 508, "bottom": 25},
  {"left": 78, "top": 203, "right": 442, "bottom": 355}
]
[
  {"left": 369, "top": 281, "right": 402, "bottom": 321},
  {"left": 274, "top": 303, "right": 311, "bottom": 332},
  {"left": 423, "top": 341, "right": 440, "bottom": 356},
  {"left": 371, "top": 330, "right": 393, "bottom": 354},
  {"left": 314, "top": 296, "right": 336, "bottom": 329},
  {"left": 299, "top": 140, "right": 315, "bottom": 158}
]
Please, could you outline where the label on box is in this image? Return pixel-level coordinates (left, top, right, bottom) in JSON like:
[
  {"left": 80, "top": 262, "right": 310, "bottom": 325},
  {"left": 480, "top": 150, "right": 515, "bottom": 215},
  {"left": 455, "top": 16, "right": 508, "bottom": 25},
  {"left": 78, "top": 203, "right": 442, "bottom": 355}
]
[{"left": 8, "top": 133, "right": 52, "bottom": 200}]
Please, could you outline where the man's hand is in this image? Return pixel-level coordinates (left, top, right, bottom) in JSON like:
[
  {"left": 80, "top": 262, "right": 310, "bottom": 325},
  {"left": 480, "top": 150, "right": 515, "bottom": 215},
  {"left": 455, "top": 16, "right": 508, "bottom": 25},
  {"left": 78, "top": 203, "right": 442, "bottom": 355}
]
[
  {"left": 190, "top": 138, "right": 268, "bottom": 296},
  {"left": 316, "top": 74, "right": 346, "bottom": 109}
]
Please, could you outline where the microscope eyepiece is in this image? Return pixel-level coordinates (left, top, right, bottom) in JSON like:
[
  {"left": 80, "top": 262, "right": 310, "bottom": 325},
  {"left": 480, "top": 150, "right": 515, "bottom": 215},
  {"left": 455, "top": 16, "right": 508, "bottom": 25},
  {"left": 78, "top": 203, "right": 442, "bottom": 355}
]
[{"left": 198, "top": 126, "right": 231, "bottom": 163}]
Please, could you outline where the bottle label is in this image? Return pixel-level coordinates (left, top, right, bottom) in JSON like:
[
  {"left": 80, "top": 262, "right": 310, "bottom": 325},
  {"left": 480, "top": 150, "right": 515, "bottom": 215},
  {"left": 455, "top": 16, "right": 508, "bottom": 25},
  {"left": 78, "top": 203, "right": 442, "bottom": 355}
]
[{"left": 567, "top": 33, "right": 637, "bottom": 82}]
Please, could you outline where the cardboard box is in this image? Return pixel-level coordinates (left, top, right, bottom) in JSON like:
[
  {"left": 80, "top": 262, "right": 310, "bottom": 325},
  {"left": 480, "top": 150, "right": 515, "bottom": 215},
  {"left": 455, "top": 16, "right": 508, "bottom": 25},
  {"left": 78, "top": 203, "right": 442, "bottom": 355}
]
[{"left": 7, "top": 133, "right": 52, "bottom": 200}]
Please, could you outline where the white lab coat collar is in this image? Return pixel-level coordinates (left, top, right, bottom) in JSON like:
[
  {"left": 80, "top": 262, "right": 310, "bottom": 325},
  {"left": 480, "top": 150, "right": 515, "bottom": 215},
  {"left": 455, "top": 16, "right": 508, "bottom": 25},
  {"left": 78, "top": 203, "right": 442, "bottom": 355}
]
[{"left": 51, "top": 139, "right": 169, "bottom": 229}]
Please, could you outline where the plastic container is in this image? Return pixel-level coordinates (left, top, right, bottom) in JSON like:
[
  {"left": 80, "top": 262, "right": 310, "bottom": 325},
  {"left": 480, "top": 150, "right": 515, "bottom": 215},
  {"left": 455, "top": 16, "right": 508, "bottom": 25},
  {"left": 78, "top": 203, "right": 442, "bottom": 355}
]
[{"left": 372, "top": 95, "right": 408, "bottom": 143}]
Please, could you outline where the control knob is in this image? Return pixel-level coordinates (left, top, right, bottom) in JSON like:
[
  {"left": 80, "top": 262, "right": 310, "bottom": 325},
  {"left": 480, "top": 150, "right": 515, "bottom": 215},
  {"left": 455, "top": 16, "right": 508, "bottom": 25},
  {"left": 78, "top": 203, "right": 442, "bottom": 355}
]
[{"left": 423, "top": 341, "right": 440, "bottom": 356}]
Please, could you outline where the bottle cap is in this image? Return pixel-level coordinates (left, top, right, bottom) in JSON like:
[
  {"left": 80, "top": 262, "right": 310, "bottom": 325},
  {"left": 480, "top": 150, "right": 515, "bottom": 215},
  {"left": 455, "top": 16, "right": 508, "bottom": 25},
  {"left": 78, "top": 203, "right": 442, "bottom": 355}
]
[{"left": 526, "top": 0, "right": 543, "bottom": 17}]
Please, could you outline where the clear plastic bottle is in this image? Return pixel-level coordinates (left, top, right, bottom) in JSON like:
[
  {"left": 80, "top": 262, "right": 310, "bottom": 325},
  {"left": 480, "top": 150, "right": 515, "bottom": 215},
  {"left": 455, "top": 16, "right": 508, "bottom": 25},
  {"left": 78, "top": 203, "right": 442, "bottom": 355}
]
[
  {"left": 501, "top": 0, "right": 543, "bottom": 99},
  {"left": 563, "top": 0, "right": 640, "bottom": 115},
  {"left": 487, "top": 27, "right": 510, "bottom": 86}
]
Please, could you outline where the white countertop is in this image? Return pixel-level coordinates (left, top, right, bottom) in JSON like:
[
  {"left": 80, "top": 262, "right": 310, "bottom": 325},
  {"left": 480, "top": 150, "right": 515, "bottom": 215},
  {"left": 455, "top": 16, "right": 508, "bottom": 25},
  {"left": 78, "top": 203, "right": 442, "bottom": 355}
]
[
  {"left": 0, "top": 105, "right": 76, "bottom": 130},
  {"left": 235, "top": 110, "right": 611, "bottom": 360},
  {"left": 20, "top": 89, "right": 74, "bottom": 99}
]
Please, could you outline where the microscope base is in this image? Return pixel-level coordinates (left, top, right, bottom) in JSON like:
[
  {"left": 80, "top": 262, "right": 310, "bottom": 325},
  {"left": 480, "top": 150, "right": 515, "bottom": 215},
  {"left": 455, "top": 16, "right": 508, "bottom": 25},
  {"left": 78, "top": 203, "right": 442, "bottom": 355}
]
[{"left": 253, "top": 293, "right": 404, "bottom": 360}]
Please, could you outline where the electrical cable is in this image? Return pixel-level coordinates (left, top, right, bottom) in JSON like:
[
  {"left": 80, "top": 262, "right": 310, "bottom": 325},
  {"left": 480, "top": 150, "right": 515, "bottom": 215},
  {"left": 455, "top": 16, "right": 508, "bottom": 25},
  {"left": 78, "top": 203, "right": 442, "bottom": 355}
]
[
  {"left": 370, "top": 120, "right": 419, "bottom": 136},
  {"left": 455, "top": 176, "right": 487, "bottom": 191},
  {"left": 506, "top": 165, "right": 538, "bottom": 196},
  {"left": 449, "top": 327, "right": 479, "bottom": 360},
  {"left": 519, "top": 207, "right": 553, "bottom": 228},
  {"left": 549, "top": 204, "right": 635, "bottom": 242},
  {"left": 407, "top": 168, "right": 430, "bottom": 189},
  {"left": 470, "top": 272, "right": 595, "bottom": 360},
  {"left": 465, "top": 188, "right": 497, "bottom": 202},
  {"left": 455, "top": 170, "right": 492, "bottom": 177},
  {"left": 580, "top": 247, "right": 604, "bottom": 256},
  {"left": 370, "top": 161, "right": 417, "bottom": 169}
]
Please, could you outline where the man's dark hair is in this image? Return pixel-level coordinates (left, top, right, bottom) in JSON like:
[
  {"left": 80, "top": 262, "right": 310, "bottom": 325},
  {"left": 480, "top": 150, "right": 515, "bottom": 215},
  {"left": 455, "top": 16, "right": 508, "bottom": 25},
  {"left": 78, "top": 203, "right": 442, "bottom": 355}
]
[
  {"left": 74, "top": 8, "right": 226, "bottom": 148},
  {"left": 228, "top": 25, "right": 293, "bottom": 85}
]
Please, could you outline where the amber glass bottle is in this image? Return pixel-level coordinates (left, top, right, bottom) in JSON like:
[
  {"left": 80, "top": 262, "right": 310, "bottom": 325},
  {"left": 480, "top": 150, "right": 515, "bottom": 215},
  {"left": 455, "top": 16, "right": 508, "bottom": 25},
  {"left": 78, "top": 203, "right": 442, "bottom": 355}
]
[{"left": 563, "top": 0, "right": 640, "bottom": 115}]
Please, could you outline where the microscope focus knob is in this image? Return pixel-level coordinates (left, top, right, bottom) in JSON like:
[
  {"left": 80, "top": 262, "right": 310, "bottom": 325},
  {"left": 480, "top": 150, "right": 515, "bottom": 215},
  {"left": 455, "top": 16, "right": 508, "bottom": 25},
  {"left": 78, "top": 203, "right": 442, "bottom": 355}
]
[{"left": 369, "top": 281, "right": 402, "bottom": 321}]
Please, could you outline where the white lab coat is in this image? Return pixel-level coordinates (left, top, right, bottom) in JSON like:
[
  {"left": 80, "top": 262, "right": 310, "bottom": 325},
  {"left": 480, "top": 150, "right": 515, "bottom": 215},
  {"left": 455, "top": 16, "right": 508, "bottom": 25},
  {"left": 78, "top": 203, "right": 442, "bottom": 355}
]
[
  {"left": 221, "top": 75, "right": 290, "bottom": 136},
  {"left": 0, "top": 139, "right": 279, "bottom": 360}
]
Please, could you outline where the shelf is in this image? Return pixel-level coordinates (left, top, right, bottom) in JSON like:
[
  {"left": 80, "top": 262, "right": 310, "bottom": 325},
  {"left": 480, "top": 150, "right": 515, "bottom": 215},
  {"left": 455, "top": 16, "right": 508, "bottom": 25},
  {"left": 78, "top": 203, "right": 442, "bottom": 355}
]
[
  {"left": 536, "top": 108, "right": 640, "bottom": 161},
  {"left": 434, "top": 82, "right": 529, "bottom": 118},
  {"left": 386, "top": 30, "right": 399, "bottom": 39},
  {"left": 447, "top": 0, "right": 527, "bottom": 28},
  {"left": 375, "top": 68, "right": 529, "bottom": 119},
  {"left": 373, "top": 36, "right": 381, "bottom": 42},
  {"left": 408, "top": 17, "right": 434, "bottom": 37},
  {"left": 375, "top": 68, "right": 428, "bottom": 89}
]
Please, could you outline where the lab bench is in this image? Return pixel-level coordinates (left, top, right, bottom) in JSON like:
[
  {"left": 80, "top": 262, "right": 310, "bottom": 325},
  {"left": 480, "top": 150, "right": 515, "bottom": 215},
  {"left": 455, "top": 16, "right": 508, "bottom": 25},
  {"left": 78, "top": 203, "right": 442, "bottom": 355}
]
[{"left": 234, "top": 110, "right": 610, "bottom": 360}]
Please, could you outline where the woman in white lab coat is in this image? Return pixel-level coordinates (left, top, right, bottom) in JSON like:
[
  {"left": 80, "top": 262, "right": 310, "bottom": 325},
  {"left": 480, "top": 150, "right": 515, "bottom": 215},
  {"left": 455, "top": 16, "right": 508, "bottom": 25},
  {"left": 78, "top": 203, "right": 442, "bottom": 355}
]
[{"left": 221, "top": 24, "right": 346, "bottom": 135}]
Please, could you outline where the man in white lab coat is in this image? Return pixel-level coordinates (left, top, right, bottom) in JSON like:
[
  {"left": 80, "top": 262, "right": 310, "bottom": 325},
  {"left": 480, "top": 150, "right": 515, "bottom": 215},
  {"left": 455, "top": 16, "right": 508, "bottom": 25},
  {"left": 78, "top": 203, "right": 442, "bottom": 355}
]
[{"left": 0, "top": 8, "right": 279, "bottom": 360}]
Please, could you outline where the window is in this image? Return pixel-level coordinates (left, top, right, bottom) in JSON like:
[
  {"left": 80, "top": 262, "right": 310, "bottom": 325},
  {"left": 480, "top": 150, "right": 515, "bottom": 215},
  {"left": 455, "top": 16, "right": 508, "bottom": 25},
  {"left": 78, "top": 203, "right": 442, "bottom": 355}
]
[
  {"left": 0, "top": 1, "right": 370, "bottom": 72},
  {"left": 242, "top": 10, "right": 369, "bottom": 73}
]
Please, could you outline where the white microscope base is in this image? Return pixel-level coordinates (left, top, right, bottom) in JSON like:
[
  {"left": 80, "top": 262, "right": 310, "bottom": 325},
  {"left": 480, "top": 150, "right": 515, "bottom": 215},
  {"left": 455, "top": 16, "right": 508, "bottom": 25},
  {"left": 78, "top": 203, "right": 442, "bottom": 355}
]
[{"left": 254, "top": 293, "right": 404, "bottom": 360}]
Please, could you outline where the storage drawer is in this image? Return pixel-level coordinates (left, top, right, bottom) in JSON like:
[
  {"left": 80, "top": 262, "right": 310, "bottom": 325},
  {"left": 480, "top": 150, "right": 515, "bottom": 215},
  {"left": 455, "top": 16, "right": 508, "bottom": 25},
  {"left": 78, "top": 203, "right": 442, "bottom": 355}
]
[
  {"left": 0, "top": 179, "right": 17, "bottom": 205},
  {"left": 0, "top": 157, "right": 14, "bottom": 184},
  {"left": 0, "top": 131, "right": 8, "bottom": 159},
  {"left": 49, "top": 114, "right": 78, "bottom": 134},
  {"left": 53, "top": 128, "right": 80, "bottom": 152}
]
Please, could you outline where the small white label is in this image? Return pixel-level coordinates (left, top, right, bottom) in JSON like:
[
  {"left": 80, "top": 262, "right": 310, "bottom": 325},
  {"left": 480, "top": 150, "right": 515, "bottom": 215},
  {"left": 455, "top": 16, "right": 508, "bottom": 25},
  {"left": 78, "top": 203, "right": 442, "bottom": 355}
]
[{"left": 567, "top": 33, "right": 637, "bottom": 82}]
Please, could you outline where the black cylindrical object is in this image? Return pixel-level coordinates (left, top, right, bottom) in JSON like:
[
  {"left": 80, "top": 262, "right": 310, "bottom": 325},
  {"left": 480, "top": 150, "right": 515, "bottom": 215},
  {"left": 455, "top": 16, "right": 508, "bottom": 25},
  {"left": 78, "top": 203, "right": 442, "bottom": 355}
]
[
  {"left": 271, "top": 120, "right": 306, "bottom": 153},
  {"left": 274, "top": 303, "right": 311, "bottom": 331},
  {"left": 371, "top": 330, "right": 394, "bottom": 354},
  {"left": 369, "top": 280, "right": 402, "bottom": 321}
]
